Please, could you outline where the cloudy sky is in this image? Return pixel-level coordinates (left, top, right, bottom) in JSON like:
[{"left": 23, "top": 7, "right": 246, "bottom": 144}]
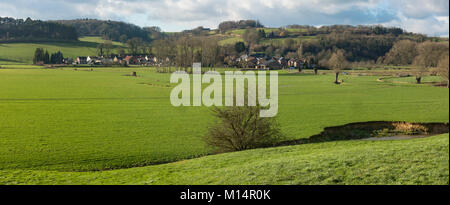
[{"left": 0, "top": 0, "right": 448, "bottom": 36}]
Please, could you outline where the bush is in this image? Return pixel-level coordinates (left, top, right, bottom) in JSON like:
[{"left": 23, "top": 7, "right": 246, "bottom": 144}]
[
  {"left": 204, "top": 105, "right": 283, "bottom": 153},
  {"left": 393, "top": 122, "right": 428, "bottom": 135}
]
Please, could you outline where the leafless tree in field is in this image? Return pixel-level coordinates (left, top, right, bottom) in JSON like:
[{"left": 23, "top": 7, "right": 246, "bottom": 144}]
[
  {"left": 383, "top": 40, "right": 417, "bottom": 66},
  {"left": 328, "top": 49, "right": 348, "bottom": 84},
  {"left": 413, "top": 41, "right": 449, "bottom": 84}
]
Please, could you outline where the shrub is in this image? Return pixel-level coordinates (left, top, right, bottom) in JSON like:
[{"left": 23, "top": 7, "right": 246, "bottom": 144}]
[
  {"left": 394, "top": 122, "right": 428, "bottom": 135},
  {"left": 204, "top": 105, "right": 283, "bottom": 153}
]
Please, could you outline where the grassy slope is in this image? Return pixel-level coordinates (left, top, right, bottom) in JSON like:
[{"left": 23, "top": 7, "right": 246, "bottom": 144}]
[
  {"left": 0, "top": 37, "right": 122, "bottom": 64},
  {"left": 1, "top": 134, "right": 448, "bottom": 185},
  {"left": 0, "top": 68, "right": 448, "bottom": 172},
  {"left": 78, "top": 36, "right": 123, "bottom": 46}
]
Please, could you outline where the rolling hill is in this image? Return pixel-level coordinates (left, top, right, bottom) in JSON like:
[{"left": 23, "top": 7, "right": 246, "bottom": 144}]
[{"left": 0, "top": 36, "right": 123, "bottom": 64}]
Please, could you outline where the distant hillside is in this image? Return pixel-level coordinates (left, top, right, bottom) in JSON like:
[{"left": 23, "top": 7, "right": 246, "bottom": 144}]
[
  {"left": 0, "top": 17, "right": 78, "bottom": 43},
  {"left": 0, "top": 37, "right": 123, "bottom": 64},
  {"left": 208, "top": 24, "right": 445, "bottom": 62},
  {"left": 52, "top": 19, "right": 152, "bottom": 42}
]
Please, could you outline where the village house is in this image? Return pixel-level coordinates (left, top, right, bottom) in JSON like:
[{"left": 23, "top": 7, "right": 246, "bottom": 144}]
[
  {"left": 136, "top": 56, "right": 150, "bottom": 65},
  {"left": 113, "top": 56, "right": 124, "bottom": 64},
  {"left": 87, "top": 56, "right": 102, "bottom": 65},
  {"left": 63, "top": 58, "right": 74, "bottom": 65},
  {"left": 238, "top": 54, "right": 248, "bottom": 62},
  {"left": 76, "top": 56, "right": 87, "bottom": 64},
  {"left": 124, "top": 55, "right": 139, "bottom": 65},
  {"left": 262, "top": 58, "right": 282, "bottom": 70},
  {"left": 247, "top": 56, "right": 258, "bottom": 68},
  {"left": 278, "top": 57, "right": 288, "bottom": 69},
  {"left": 288, "top": 58, "right": 304, "bottom": 69},
  {"left": 255, "top": 58, "right": 266, "bottom": 69}
]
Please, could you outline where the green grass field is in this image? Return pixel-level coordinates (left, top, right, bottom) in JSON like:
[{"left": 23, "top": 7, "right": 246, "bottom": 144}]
[
  {"left": 0, "top": 67, "right": 448, "bottom": 185},
  {"left": 0, "top": 37, "right": 123, "bottom": 64},
  {"left": 1, "top": 133, "right": 448, "bottom": 185}
]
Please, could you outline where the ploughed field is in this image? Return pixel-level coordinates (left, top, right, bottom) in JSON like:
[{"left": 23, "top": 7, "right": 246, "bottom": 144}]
[{"left": 0, "top": 67, "right": 448, "bottom": 184}]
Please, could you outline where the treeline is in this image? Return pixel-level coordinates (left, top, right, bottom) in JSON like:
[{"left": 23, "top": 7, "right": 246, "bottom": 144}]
[
  {"left": 53, "top": 19, "right": 156, "bottom": 42},
  {"left": 0, "top": 17, "right": 78, "bottom": 42},
  {"left": 286, "top": 24, "right": 406, "bottom": 36},
  {"left": 381, "top": 40, "right": 449, "bottom": 84},
  {"left": 33, "top": 48, "right": 64, "bottom": 64}
]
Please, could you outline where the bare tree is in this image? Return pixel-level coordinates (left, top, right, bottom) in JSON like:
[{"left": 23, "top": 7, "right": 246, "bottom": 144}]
[
  {"left": 413, "top": 41, "right": 449, "bottom": 84},
  {"left": 328, "top": 50, "right": 347, "bottom": 84},
  {"left": 201, "top": 38, "right": 220, "bottom": 69},
  {"left": 436, "top": 54, "right": 449, "bottom": 87},
  {"left": 127, "top": 37, "right": 144, "bottom": 55},
  {"left": 243, "top": 29, "right": 263, "bottom": 54},
  {"left": 176, "top": 36, "right": 195, "bottom": 71},
  {"left": 96, "top": 43, "right": 104, "bottom": 56},
  {"left": 297, "top": 42, "right": 304, "bottom": 59},
  {"left": 383, "top": 40, "right": 417, "bottom": 66},
  {"left": 103, "top": 40, "right": 113, "bottom": 57}
]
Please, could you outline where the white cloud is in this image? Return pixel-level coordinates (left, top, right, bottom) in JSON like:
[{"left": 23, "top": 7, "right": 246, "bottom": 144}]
[{"left": 381, "top": 0, "right": 449, "bottom": 36}]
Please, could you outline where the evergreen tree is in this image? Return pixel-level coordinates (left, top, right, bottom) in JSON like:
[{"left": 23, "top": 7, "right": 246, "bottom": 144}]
[{"left": 44, "top": 50, "right": 50, "bottom": 64}]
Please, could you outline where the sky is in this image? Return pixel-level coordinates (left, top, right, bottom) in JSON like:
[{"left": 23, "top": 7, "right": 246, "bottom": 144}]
[{"left": 0, "top": 0, "right": 448, "bottom": 36}]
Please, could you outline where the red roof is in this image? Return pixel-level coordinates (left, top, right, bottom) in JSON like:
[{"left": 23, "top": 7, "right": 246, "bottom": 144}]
[{"left": 124, "top": 56, "right": 134, "bottom": 61}]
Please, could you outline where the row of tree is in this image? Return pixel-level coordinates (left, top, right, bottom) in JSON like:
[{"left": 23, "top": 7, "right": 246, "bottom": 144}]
[
  {"left": 151, "top": 36, "right": 221, "bottom": 71},
  {"left": 0, "top": 17, "right": 78, "bottom": 42},
  {"left": 286, "top": 24, "right": 406, "bottom": 36},
  {"left": 1, "top": 17, "right": 168, "bottom": 43},
  {"left": 381, "top": 40, "right": 449, "bottom": 84},
  {"left": 33, "top": 48, "right": 64, "bottom": 64},
  {"left": 325, "top": 41, "right": 449, "bottom": 86},
  {"left": 237, "top": 28, "right": 422, "bottom": 62}
]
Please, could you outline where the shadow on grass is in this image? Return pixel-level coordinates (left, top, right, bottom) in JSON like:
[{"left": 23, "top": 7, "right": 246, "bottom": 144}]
[{"left": 277, "top": 121, "right": 449, "bottom": 146}]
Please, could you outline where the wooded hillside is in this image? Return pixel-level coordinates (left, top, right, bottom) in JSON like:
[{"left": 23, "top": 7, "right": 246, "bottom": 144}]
[{"left": 0, "top": 17, "right": 78, "bottom": 42}]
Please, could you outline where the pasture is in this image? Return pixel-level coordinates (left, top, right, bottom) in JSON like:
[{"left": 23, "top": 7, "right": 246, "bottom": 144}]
[
  {"left": 1, "top": 133, "right": 447, "bottom": 185},
  {"left": 0, "top": 37, "right": 123, "bottom": 64},
  {"left": 0, "top": 67, "right": 448, "bottom": 184}
]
